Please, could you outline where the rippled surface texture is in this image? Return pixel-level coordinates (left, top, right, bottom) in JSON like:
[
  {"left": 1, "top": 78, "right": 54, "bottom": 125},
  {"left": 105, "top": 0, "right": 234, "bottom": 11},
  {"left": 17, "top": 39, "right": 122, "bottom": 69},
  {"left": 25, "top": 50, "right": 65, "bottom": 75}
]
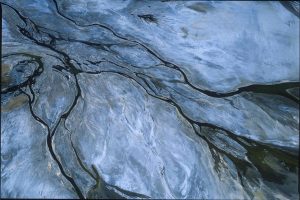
[{"left": 1, "top": 1, "right": 299, "bottom": 199}]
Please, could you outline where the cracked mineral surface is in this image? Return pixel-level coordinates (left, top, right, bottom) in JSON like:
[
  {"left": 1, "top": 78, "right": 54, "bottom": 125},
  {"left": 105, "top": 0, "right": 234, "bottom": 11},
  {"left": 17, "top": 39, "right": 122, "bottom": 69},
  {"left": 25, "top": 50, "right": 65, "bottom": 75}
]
[{"left": 1, "top": 0, "right": 299, "bottom": 199}]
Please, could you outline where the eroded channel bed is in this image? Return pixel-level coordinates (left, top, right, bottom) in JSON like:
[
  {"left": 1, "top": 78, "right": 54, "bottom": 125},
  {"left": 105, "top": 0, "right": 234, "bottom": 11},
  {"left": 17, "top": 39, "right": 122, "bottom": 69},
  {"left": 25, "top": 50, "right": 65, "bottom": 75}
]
[{"left": 1, "top": 1, "right": 299, "bottom": 199}]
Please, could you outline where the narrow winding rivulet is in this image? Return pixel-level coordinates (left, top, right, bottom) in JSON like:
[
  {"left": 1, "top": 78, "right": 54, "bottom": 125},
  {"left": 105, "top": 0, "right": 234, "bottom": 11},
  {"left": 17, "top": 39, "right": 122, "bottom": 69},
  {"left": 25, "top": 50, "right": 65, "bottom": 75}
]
[{"left": 1, "top": 1, "right": 299, "bottom": 199}]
